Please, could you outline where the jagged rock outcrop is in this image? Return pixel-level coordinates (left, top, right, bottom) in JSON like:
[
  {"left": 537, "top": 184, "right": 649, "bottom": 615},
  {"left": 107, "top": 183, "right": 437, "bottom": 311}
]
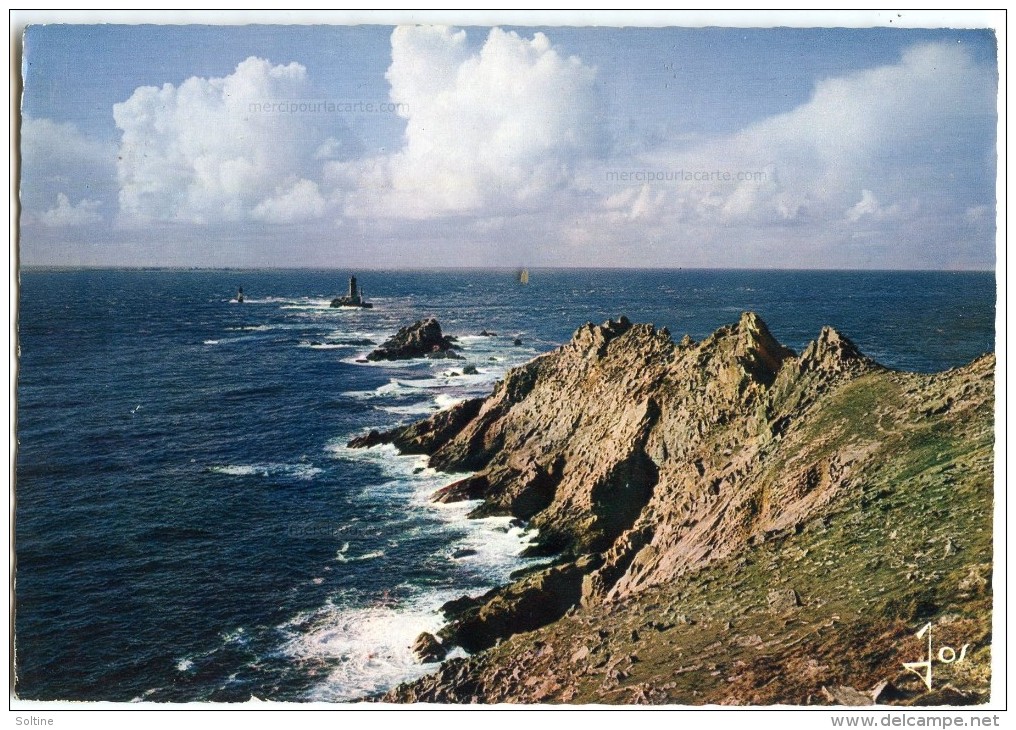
[
  {"left": 366, "top": 318, "right": 461, "bottom": 361},
  {"left": 411, "top": 632, "right": 447, "bottom": 663},
  {"left": 348, "top": 312, "right": 994, "bottom": 704},
  {"left": 348, "top": 398, "right": 483, "bottom": 453},
  {"left": 355, "top": 312, "right": 868, "bottom": 598}
]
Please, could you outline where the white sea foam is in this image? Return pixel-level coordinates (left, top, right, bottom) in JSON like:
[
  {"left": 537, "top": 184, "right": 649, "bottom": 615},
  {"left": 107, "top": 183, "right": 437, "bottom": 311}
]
[
  {"left": 326, "top": 441, "right": 543, "bottom": 581},
  {"left": 299, "top": 342, "right": 347, "bottom": 350},
  {"left": 340, "top": 354, "right": 422, "bottom": 368},
  {"left": 283, "top": 500, "right": 541, "bottom": 702},
  {"left": 212, "top": 465, "right": 258, "bottom": 476},
  {"left": 326, "top": 439, "right": 417, "bottom": 467},
  {"left": 223, "top": 324, "right": 281, "bottom": 332},
  {"left": 433, "top": 394, "right": 467, "bottom": 410},
  {"left": 378, "top": 402, "right": 441, "bottom": 416},
  {"left": 335, "top": 548, "right": 385, "bottom": 563},
  {"left": 221, "top": 627, "right": 249, "bottom": 645},
  {"left": 342, "top": 378, "right": 426, "bottom": 401},
  {"left": 232, "top": 296, "right": 292, "bottom": 305},
  {"left": 347, "top": 375, "right": 480, "bottom": 415},
  {"left": 279, "top": 298, "right": 334, "bottom": 311},
  {"left": 210, "top": 463, "right": 324, "bottom": 481},
  {"left": 393, "top": 376, "right": 448, "bottom": 390},
  {"left": 292, "top": 343, "right": 553, "bottom": 700},
  {"left": 278, "top": 592, "right": 453, "bottom": 701},
  {"left": 203, "top": 335, "right": 263, "bottom": 346},
  {"left": 323, "top": 328, "right": 383, "bottom": 341}
]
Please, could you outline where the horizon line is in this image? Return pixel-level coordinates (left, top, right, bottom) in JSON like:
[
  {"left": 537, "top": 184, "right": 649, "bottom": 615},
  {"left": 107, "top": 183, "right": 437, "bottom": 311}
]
[{"left": 17, "top": 265, "right": 997, "bottom": 274}]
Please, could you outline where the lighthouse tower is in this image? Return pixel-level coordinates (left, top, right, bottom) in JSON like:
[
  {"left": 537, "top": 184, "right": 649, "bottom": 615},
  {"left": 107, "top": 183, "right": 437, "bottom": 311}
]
[{"left": 330, "top": 274, "right": 373, "bottom": 308}]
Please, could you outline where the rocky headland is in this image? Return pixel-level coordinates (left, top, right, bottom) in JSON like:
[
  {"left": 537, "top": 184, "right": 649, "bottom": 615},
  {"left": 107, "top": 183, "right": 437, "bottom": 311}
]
[{"left": 349, "top": 312, "right": 994, "bottom": 705}]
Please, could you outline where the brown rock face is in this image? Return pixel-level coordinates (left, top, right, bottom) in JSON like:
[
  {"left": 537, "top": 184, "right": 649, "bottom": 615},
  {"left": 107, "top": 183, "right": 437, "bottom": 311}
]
[
  {"left": 432, "top": 474, "right": 489, "bottom": 503},
  {"left": 354, "top": 313, "right": 827, "bottom": 595},
  {"left": 347, "top": 398, "right": 483, "bottom": 453},
  {"left": 412, "top": 632, "right": 447, "bottom": 663},
  {"left": 350, "top": 312, "right": 993, "bottom": 679}
]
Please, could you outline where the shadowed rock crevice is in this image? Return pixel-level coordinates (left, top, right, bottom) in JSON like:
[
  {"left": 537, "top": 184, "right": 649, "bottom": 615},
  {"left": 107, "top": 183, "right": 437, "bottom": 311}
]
[
  {"left": 431, "top": 474, "right": 489, "bottom": 503},
  {"left": 587, "top": 447, "right": 659, "bottom": 553},
  {"left": 581, "top": 524, "right": 655, "bottom": 605},
  {"left": 469, "top": 456, "right": 565, "bottom": 520},
  {"left": 436, "top": 555, "right": 602, "bottom": 654}
]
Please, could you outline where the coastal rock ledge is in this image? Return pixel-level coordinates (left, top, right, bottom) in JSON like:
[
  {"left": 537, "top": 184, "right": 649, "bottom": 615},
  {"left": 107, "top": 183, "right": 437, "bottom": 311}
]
[{"left": 349, "top": 312, "right": 994, "bottom": 705}]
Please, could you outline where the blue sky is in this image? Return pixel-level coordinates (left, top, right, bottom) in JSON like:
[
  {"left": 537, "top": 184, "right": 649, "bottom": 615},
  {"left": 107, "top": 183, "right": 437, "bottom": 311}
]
[{"left": 19, "top": 24, "right": 998, "bottom": 268}]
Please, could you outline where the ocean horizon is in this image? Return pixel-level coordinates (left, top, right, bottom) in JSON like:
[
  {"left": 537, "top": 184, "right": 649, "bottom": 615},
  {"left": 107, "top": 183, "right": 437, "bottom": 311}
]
[{"left": 19, "top": 265, "right": 998, "bottom": 272}]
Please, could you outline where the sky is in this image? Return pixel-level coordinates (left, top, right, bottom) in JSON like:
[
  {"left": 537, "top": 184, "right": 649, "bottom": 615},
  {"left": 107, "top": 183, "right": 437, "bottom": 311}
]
[{"left": 18, "top": 23, "right": 999, "bottom": 269}]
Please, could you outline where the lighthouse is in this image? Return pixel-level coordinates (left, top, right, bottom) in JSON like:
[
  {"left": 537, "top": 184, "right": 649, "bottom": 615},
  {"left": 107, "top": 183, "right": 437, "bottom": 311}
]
[{"left": 330, "top": 274, "right": 374, "bottom": 309}]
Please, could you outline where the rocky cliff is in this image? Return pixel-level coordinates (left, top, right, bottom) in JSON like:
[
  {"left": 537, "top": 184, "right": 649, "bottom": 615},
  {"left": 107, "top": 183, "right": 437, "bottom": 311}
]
[{"left": 350, "top": 313, "right": 994, "bottom": 705}]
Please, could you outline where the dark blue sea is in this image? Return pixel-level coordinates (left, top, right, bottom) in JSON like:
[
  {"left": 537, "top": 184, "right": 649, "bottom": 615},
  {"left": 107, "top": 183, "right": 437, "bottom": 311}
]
[{"left": 14, "top": 269, "right": 995, "bottom": 702}]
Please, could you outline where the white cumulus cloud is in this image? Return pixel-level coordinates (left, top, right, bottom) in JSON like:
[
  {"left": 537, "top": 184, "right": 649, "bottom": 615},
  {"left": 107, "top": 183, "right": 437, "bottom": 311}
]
[
  {"left": 251, "top": 179, "right": 327, "bottom": 224},
  {"left": 607, "top": 42, "right": 995, "bottom": 229},
  {"left": 38, "top": 193, "right": 102, "bottom": 227},
  {"left": 20, "top": 116, "right": 116, "bottom": 222},
  {"left": 113, "top": 56, "right": 343, "bottom": 225},
  {"left": 22, "top": 116, "right": 112, "bottom": 173},
  {"left": 845, "top": 189, "right": 904, "bottom": 222},
  {"left": 340, "top": 26, "right": 605, "bottom": 219}
]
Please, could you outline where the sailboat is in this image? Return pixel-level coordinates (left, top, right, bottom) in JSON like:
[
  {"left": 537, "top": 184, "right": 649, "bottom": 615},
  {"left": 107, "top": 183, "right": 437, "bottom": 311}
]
[{"left": 517, "top": 269, "right": 530, "bottom": 285}]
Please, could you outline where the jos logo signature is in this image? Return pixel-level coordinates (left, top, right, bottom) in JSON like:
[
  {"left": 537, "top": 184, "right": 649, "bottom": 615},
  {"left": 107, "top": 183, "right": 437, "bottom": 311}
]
[{"left": 902, "top": 622, "right": 971, "bottom": 690}]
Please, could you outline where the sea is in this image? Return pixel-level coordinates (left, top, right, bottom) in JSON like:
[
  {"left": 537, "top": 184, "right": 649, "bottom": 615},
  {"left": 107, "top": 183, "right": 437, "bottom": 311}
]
[{"left": 14, "top": 268, "right": 996, "bottom": 702}]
